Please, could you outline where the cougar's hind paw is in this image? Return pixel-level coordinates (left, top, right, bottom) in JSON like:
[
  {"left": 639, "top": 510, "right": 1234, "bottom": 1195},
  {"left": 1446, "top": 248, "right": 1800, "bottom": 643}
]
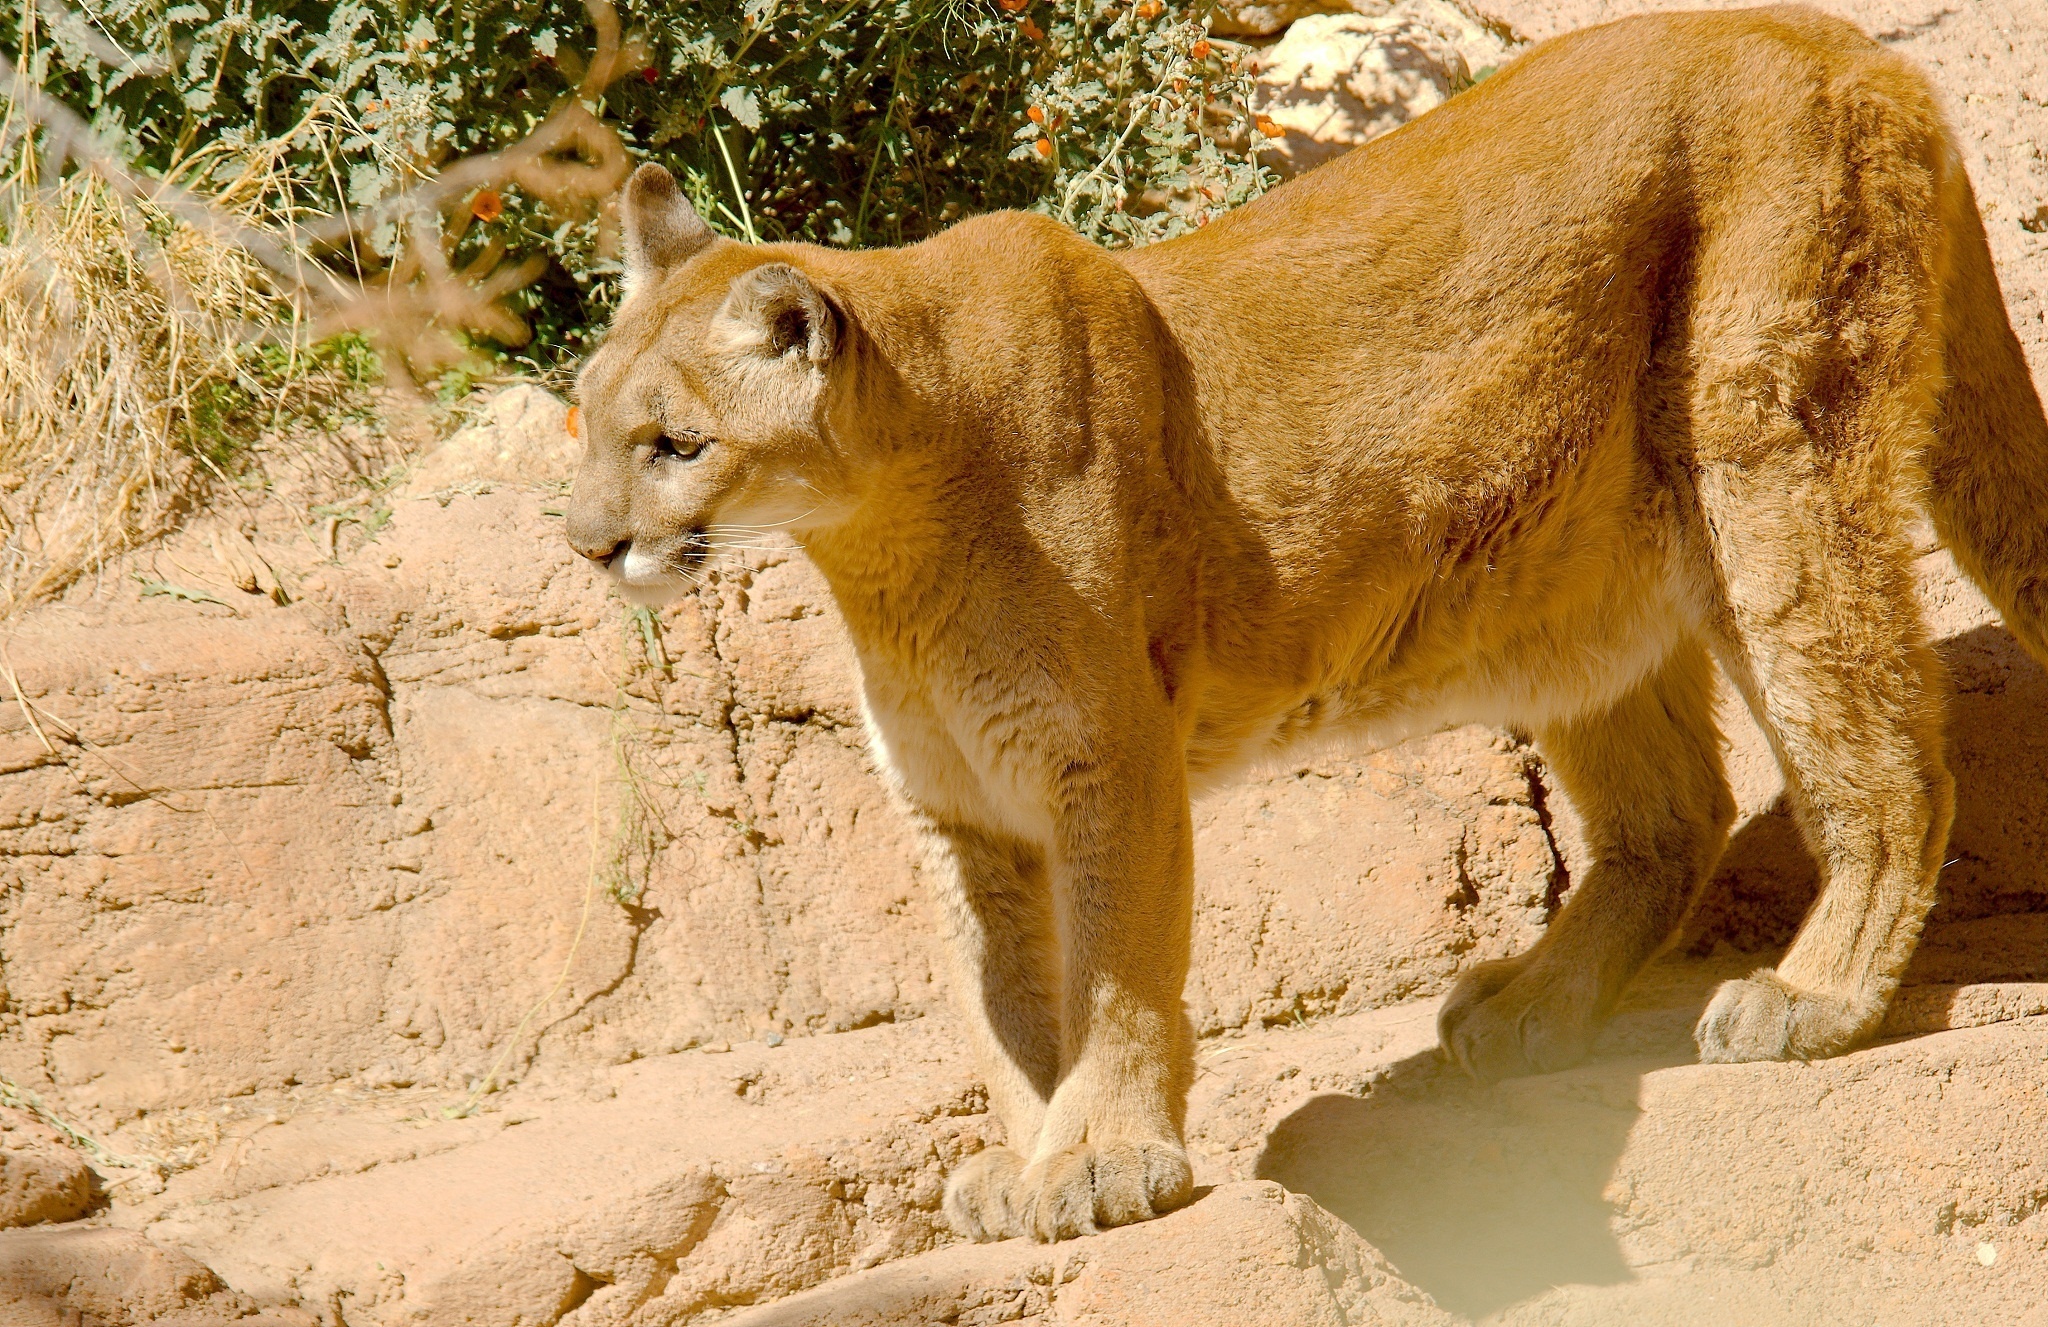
[
  {"left": 1439, "top": 955, "right": 1600, "bottom": 1082},
  {"left": 1695, "top": 969, "right": 1876, "bottom": 1063}
]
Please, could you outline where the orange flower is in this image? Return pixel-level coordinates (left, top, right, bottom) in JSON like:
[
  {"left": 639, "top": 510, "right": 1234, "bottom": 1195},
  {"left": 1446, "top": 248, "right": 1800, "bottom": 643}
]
[
  {"left": 566, "top": 405, "right": 581, "bottom": 439},
  {"left": 1254, "top": 115, "right": 1282, "bottom": 138},
  {"left": 1034, "top": 139, "right": 1054, "bottom": 159},
  {"left": 471, "top": 189, "right": 504, "bottom": 222},
  {"left": 1136, "top": 0, "right": 1163, "bottom": 18},
  {"left": 1190, "top": 40, "right": 1211, "bottom": 60},
  {"left": 1027, "top": 105, "right": 1045, "bottom": 124},
  {"left": 1020, "top": 15, "right": 1045, "bottom": 39},
  {"left": 997, "top": 0, "right": 1029, "bottom": 9}
]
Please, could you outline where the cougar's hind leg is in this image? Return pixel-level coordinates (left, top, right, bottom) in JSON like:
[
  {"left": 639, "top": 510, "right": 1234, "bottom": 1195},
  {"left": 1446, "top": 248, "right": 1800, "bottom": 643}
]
[
  {"left": 1441, "top": 641, "right": 1736, "bottom": 1081},
  {"left": 1690, "top": 446, "right": 1955, "bottom": 1063},
  {"left": 1681, "top": 31, "right": 1965, "bottom": 1061}
]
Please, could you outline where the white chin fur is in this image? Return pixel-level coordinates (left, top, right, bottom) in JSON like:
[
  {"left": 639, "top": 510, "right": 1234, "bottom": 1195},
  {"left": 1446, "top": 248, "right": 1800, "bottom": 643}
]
[{"left": 612, "top": 547, "right": 688, "bottom": 607}]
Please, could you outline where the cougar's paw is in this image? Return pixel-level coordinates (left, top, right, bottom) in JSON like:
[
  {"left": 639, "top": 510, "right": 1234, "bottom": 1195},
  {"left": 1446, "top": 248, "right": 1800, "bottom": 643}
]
[
  {"left": 943, "top": 1145, "right": 1028, "bottom": 1241},
  {"left": 1019, "top": 1139, "right": 1194, "bottom": 1242},
  {"left": 1438, "top": 956, "right": 1599, "bottom": 1082},
  {"left": 1695, "top": 969, "right": 1876, "bottom": 1063}
]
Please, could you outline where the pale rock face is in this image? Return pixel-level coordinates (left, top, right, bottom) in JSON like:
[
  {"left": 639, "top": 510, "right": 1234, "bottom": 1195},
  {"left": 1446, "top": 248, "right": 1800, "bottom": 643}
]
[
  {"left": 2, "top": 2, "right": 2047, "bottom": 1321},
  {"left": 1248, "top": 2, "right": 1522, "bottom": 175},
  {"left": 0, "top": 1226, "right": 252, "bottom": 1325},
  {"left": 403, "top": 382, "right": 578, "bottom": 493},
  {"left": 0, "top": 490, "right": 1558, "bottom": 1120}
]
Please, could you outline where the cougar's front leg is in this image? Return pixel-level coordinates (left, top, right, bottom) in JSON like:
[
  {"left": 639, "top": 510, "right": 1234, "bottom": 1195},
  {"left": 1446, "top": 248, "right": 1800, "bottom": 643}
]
[
  {"left": 919, "top": 817, "right": 1064, "bottom": 1241},
  {"left": 1015, "top": 736, "right": 1197, "bottom": 1242}
]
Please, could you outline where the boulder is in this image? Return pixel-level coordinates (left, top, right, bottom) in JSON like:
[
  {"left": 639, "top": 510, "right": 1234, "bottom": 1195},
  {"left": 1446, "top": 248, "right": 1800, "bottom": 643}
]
[
  {"left": 1, "top": 2, "right": 2047, "bottom": 1322},
  {"left": 0, "top": 1226, "right": 228, "bottom": 1326},
  {"left": 1211, "top": 0, "right": 1354, "bottom": 38},
  {"left": 99, "top": 964, "right": 2048, "bottom": 1326},
  {"left": 402, "top": 383, "right": 578, "bottom": 493},
  {"left": 131, "top": 1019, "right": 994, "bottom": 1326},
  {"left": 0, "top": 488, "right": 1564, "bottom": 1120},
  {"left": 0, "top": 1108, "right": 92, "bottom": 1228},
  {"left": 1248, "top": 2, "right": 1521, "bottom": 175},
  {"left": 1213, "top": 0, "right": 1511, "bottom": 42}
]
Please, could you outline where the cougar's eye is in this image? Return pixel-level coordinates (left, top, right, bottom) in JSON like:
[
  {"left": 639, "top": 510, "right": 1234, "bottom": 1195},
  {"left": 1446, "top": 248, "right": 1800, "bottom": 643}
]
[{"left": 650, "top": 430, "right": 708, "bottom": 462}]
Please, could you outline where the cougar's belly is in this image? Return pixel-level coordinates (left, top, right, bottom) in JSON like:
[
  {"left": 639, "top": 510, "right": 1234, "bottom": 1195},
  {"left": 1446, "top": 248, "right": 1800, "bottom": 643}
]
[
  {"left": 1183, "top": 523, "right": 1699, "bottom": 792},
  {"left": 1367, "top": 547, "right": 1696, "bottom": 738}
]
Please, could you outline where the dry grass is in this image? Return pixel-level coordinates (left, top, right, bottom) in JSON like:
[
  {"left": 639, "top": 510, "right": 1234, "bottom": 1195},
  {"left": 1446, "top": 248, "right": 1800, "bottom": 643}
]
[
  {"left": 0, "top": 1, "right": 645, "bottom": 612},
  {"left": 0, "top": 154, "right": 299, "bottom": 609},
  {"left": 0, "top": 61, "right": 399, "bottom": 614}
]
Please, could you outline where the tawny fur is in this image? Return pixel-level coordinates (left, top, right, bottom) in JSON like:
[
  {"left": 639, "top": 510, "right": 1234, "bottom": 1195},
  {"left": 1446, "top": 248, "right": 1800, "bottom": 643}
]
[{"left": 565, "top": 7, "right": 2048, "bottom": 1243}]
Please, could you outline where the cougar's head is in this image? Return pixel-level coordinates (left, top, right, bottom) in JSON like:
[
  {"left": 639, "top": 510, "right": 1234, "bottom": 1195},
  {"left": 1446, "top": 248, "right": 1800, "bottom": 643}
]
[{"left": 567, "top": 163, "right": 855, "bottom": 606}]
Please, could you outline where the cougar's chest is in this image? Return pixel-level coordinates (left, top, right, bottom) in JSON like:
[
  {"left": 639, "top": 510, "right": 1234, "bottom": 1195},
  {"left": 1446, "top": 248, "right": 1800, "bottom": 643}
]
[{"left": 855, "top": 660, "right": 1060, "bottom": 845}]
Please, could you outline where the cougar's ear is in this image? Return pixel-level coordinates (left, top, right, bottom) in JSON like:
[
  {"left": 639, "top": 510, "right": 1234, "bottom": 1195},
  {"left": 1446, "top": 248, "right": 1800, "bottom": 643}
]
[
  {"left": 621, "top": 163, "right": 713, "bottom": 292},
  {"left": 715, "top": 263, "right": 841, "bottom": 367}
]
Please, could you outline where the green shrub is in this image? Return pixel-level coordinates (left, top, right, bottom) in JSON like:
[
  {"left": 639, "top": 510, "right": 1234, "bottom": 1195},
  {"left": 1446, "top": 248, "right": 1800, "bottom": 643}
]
[{"left": 27, "top": 0, "right": 1267, "bottom": 369}]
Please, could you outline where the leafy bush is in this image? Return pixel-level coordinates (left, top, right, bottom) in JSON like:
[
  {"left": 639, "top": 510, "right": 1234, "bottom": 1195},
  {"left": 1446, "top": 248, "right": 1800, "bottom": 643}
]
[{"left": 26, "top": 0, "right": 1268, "bottom": 368}]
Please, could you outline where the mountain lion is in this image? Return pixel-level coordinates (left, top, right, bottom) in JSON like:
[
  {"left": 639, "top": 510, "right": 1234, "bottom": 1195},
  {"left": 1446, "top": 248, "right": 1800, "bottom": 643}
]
[{"left": 566, "top": 7, "right": 2048, "bottom": 1242}]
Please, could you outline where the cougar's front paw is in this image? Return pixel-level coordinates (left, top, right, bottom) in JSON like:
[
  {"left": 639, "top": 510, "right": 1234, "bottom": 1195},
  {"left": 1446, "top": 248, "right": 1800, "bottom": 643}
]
[
  {"left": 1695, "top": 969, "right": 1876, "bottom": 1063},
  {"left": 943, "top": 1145, "right": 1028, "bottom": 1241},
  {"left": 1439, "top": 955, "right": 1599, "bottom": 1082},
  {"left": 1019, "top": 1139, "right": 1193, "bottom": 1242}
]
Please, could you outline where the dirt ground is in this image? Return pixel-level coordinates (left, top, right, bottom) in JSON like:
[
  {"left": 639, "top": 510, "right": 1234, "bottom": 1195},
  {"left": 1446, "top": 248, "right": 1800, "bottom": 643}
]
[{"left": 1, "top": 2, "right": 2045, "bottom": 1324}]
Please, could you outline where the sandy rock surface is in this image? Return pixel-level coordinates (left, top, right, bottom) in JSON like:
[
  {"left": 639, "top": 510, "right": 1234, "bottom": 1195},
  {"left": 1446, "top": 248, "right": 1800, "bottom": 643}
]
[
  {"left": 120, "top": 1019, "right": 993, "bottom": 1324},
  {"left": 77, "top": 961, "right": 2048, "bottom": 1327},
  {"left": 0, "top": 0, "right": 2045, "bottom": 1323},
  {"left": 720, "top": 1181, "right": 1459, "bottom": 1327},
  {"left": 1215, "top": 0, "right": 1359, "bottom": 37},
  {"left": 0, "top": 1224, "right": 307, "bottom": 1327}
]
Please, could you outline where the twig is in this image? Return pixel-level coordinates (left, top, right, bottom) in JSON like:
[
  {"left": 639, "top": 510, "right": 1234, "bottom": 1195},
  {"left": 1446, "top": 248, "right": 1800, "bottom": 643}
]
[
  {"left": 1, "top": 53, "right": 324, "bottom": 295},
  {"left": 32, "top": 0, "right": 167, "bottom": 81},
  {"left": 708, "top": 116, "right": 758, "bottom": 244},
  {"left": 1060, "top": 54, "right": 1183, "bottom": 226},
  {"left": 0, "top": 1073, "right": 168, "bottom": 1176},
  {"left": 0, "top": 0, "right": 638, "bottom": 391},
  {"left": 0, "top": 644, "right": 54, "bottom": 755}
]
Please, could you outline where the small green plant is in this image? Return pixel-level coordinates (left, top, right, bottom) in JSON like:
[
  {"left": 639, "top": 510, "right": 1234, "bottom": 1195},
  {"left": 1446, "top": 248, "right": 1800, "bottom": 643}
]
[
  {"left": 627, "top": 603, "right": 669, "bottom": 673},
  {"left": 1017, "top": 3, "right": 1269, "bottom": 244},
  {"left": 435, "top": 367, "right": 478, "bottom": 404},
  {"left": 134, "top": 575, "right": 228, "bottom": 607}
]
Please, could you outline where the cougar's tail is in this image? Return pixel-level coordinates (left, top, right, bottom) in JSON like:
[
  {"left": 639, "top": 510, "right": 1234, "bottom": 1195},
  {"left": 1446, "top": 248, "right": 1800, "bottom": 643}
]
[{"left": 1925, "top": 148, "right": 2048, "bottom": 668}]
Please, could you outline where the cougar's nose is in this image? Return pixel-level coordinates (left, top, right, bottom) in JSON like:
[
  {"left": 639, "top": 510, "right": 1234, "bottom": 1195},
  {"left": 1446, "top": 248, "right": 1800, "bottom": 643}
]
[{"left": 571, "top": 532, "right": 627, "bottom": 567}]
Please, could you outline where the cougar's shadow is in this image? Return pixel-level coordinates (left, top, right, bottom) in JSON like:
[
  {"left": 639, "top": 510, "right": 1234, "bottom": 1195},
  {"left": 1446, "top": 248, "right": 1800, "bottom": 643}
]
[
  {"left": 1253, "top": 1040, "right": 1674, "bottom": 1318},
  {"left": 1255, "top": 622, "right": 2048, "bottom": 1318}
]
